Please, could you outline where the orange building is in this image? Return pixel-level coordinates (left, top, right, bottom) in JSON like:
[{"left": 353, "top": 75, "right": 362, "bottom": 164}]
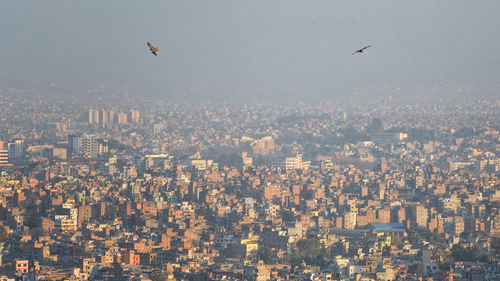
[
  {"left": 264, "top": 185, "right": 281, "bottom": 201},
  {"left": 122, "top": 251, "right": 140, "bottom": 266},
  {"left": 16, "top": 260, "right": 29, "bottom": 273}
]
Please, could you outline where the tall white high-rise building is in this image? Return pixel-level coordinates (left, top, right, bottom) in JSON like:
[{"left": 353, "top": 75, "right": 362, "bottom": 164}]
[
  {"left": 68, "top": 134, "right": 99, "bottom": 158},
  {"left": 82, "top": 134, "right": 99, "bottom": 158}
]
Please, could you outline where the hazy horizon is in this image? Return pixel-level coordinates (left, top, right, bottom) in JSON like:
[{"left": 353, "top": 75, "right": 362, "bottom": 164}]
[{"left": 1, "top": 0, "right": 500, "bottom": 100}]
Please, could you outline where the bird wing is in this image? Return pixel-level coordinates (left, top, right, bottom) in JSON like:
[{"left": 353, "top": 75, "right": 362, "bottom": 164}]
[
  {"left": 147, "top": 42, "right": 159, "bottom": 55},
  {"left": 361, "top": 45, "right": 372, "bottom": 51},
  {"left": 148, "top": 42, "right": 157, "bottom": 50}
]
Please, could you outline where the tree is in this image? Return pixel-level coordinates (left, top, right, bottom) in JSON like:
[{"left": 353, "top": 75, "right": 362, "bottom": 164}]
[
  {"left": 390, "top": 234, "right": 403, "bottom": 248},
  {"left": 151, "top": 269, "right": 167, "bottom": 281},
  {"left": 451, "top": 244, "right": 488, "bottom": 262},
  {"left": 0, "top": 226, "right": 7, "bottom": 242},
  {"left": 296, "top": 238, "right": 321, "bottom": 259},
  {"left": 453, "top": 127, "right": 476, "bottom": 138},
  {"left": 408, "top": 128, "right": 434, "bottom": 142},
  {"left": 290, "top": 237, "right": 333, "bottom": 268},
  {"left": 409, "top": 262, "right": 425, "bottom": 275},
  {"left": 29, "top": 227, "right": 47, "bottom": 240},
  {"left": 492, "top": 237, "right": 500, "bottom": 252},
  {"left": 341, "top": 127, "right": 365, "bottom": 143},
  {"left": 271, "top": 197, "right": 282, "bottom": 206},
  {"left": 258, "top": 247, "right": 278, "bottom": 264}
]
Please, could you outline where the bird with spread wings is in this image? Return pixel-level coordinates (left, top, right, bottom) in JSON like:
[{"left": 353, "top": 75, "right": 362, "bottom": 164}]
[
  {"left": 352, "top": 45, "right": 372, "bottom": 55},
  {"left": 147, "top": 42, "right": 159, "bottom": 56}
]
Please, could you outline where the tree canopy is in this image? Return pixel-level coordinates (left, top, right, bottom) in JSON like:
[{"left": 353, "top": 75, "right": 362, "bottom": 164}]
[
  {"left": 151, "top": 269, "right": 167, "bottom": 281},
  {"left": 409, "top": 262, "right": 425, "bottom": 275},
  {"left": 451, "top": 244, "right": 488, "bottom": 262}
]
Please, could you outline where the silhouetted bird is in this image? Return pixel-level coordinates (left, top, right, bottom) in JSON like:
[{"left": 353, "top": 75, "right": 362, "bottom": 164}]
[
  {"left": 147, "top": 42, "right": 159, "bottom": 56},
  {"left": 352, "top": 45, "right": 372, "bottom": 55}
]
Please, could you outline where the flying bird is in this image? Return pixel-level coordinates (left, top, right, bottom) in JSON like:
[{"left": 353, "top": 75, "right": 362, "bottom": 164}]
[
  {"left": 352, "top": 45, "right": 372, "bottom": 55},
  {"left": 147, "top": 42, "right": 159, "bottom": 56}
]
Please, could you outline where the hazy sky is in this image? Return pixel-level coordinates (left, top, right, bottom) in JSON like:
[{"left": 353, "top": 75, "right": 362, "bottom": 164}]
[{"left": 1, "top": 0, "right": 499, "bottom": 99}]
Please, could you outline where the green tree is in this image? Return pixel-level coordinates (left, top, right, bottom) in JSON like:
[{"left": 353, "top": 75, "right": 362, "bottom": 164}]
[
  {"left": 409, "top": 262, "right": 425, "bottom": 275},
  {"left": 390, "top": 234, "right": 403, "bottom": 248},
  {"left": 290, "top": 237, "right": 332, "bottom": 269},
  {"left": 29, "top": 227, "right": 47, "bottom": 240},
  {"left": 151, "top": 269, "right": 167, "bottom": 281},
  {"left": 453, "top": 127, "right": 476, "bottom": 138},
  {"left": 341, "top": 127, "right": 365, "bottom": 143},
  {"left": 258, "top": 247, "right": 278, "bottom": 264},
  {"left": 271, "top": 197, "right": 282, "bottom": 206},
  {"left": 408, "top": 128, "right": 434, "bottom": 142},
  {"left": 296, "top": 238, "right": 321, "bottom": 259},
  {"left": 451, "top": 244, "right": 488, "bottom": 262},
  {"left": 0, "top": 226, "right": 7, "bottom": 242},
  {"left": 492, "top": 237, "right": 500, "bottom": 252}
]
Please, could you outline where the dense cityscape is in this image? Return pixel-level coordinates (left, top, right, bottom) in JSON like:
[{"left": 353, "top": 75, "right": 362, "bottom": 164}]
[{"left": 0, "top": 86, "right": 498, "bottom": 281}]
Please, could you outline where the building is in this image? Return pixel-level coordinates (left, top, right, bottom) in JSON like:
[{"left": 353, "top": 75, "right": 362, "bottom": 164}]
[
  {"left": 88, "top": 109, "right": 100, "bottom": 124},
  {"left": 87, "top": 108, "right": 94, "bottom": 124},
  {"left": 273, "top": 154, "right": 311, "bottom": 170},
  {"left": 99, "top": 109, "right": 108, "bottom": 127},
  {"left": 129, "top": 110, "right": 140, "bottom": 123},
  {"left": 54, "top": 215, "right": 77, "bottom": 233},
  {"left": 252, "top": 136, "right": 274, "bottom": 156},
  {"left": 122, "top": 251, "right": 140, "bottom": 266},
  {"left": 242, "top": 152, "right": 253, "bottom": 167},
  {"left": 0, "top": 141, "right": 8, "bottom": 166},
  {"left": 15, "top": 260, "right": 29, "bottom": 274},
  {"left": 413, "top": 204, "right": 428, "bottom": 227},
  {"left": 82, "top": 134, "right": 99, "bottom": 158},
  {"left": 371, "top": 132, "right": 407, "bottom": 144},
  {"left": 67, "top": 134, "right": 82, "bottom": 159},
  {"left": 107, "top": 109, "right": 115, "bottom": 125},
  {"left": 344, "top": 212, "right": 357, "bottom": 229},
  {"left": 117, "top": 112, "right": 128, "bottom": 124},
  {"left": 366, "top": 223, "right": 406, "bottom": 234},
  {"left": 88, "top": 109, "right": 95, "bottom": 124},
  {"left": 285, "top": 154, "right": 310, "bottom": 170},
  {"left": 190, "top": 159, "right": 213, "bottom": 171},
  {"left": 67, "top": 134, "right": 99, "bottom": 159},
  {"left": 89, "top": 109, "right": 117, "bottom": 126},
  {"left": 454, "top": 216, "right": 464, "bottom": 235},
  {"left": 286, "top": 154, "right": 303, "bottom": 170},
  {"left": 7, "top": 140, "right": 24, "bottom": 158},
  {"left": 449, "top": 160, "right": 474, "bottom": 171}
]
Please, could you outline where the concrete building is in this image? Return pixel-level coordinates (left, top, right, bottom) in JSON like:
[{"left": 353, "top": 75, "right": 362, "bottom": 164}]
[
  {"left": 413, "top": 204, "right": 428, "bottom": 227},
  {"left": 129, "top": 110, "right": 140, "bottom": 123},
  {"left": 7, "top": 140, "right": 24, "bottom": 158},
  {"left": 82, "top": 135, "right": 99, "bottom": 158},
  {"left": 0, "top": 141, "right": 8, "bottom": 166},
  {"left": 252, "top": 136, "right": 274, "bottom": 156},
  {"left": 67, "top": 134, "right": 82, "bottom": 159}
]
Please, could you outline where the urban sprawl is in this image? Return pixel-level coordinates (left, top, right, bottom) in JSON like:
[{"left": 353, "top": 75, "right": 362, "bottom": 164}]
[{"left": 0, "top": 88, "right": 499, "bottom": 281}]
